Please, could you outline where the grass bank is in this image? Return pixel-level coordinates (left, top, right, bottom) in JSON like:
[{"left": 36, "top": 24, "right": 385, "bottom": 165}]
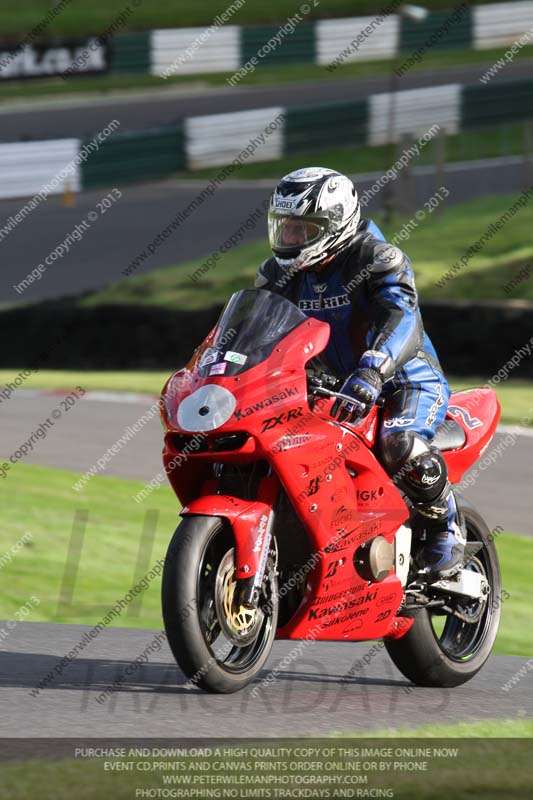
[
  {"left": 0, "top": 1, "right": 505, "bottom": 37},
  {"left": 82, "top": 194, "right": 533, "bottom": 307}
]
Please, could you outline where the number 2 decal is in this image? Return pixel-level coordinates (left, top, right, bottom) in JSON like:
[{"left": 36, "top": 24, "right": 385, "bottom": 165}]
[{"left": 447, "top": 406, "right": 483, "bottom": 430}]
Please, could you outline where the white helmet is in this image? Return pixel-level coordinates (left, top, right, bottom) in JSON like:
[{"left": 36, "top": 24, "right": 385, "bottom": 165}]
[{"left": 268, "top": 167, "right": 360, "bottom": 272}]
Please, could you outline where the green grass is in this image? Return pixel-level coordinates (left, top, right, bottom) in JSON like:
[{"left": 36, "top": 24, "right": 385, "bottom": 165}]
[
  {"left": 355, "top": 719, "right": 533, "bottom": 737},
  {"left": 84, "top": 238, "right": 268, "bottom": 311},
  {"left": 1, "top": 369, "right": 532, "bottom": 426},
  {"left": 84, "top": 194, "right": 533, "bottom": 308},
  {"left": 0, "top": 0, "right": 504, "bottom": 36},
  {"left": 0, "top": 463, "right": 532, "bottom": 656},
  {"left": 489, "top": 530, "right": 533, "bottom": 657},
  {"left": 0, "top": 369, "right": 170, "bottom": 395},
  {"left": 389, "top": 194, "right": 533, "bottom": 301},
  {"left": 0, "top": 463, "right": 180, "bottom": 629}
]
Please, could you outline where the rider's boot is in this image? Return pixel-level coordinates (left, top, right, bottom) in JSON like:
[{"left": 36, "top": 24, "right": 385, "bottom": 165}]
[{"left": 413, "top": 485, "right": 466, "bottom": 580}]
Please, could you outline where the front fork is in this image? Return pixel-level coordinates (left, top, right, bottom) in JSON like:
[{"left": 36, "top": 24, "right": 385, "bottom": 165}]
[
  {"left": 236, "top": 512, "right": 276, "bottom": 609},
  {"left": 181, "top": 495, "right": 275, "bottom": 610}
]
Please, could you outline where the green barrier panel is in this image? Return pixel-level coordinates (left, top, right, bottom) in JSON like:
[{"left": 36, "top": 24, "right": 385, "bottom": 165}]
[
  {"left": 462, "top": 79, "right": 533, "bottom": 128},
  {"left": 400, "top": 5, "right": 472, "bottom": 53},
  {"left": 285, "top": 100, "right": 368, "bottom": 154},
  {"left": 110, "top": 31, "right": 150, "bottom": 74},
  {"left": 241, "top": 22, "right": 316, "bottom": 67},
  {"left": 81, "top": 126, "right": 185, "bottom": 189}
]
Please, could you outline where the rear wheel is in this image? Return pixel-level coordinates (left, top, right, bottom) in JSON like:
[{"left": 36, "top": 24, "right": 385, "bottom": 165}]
[
  {"left": 162, "top": 515, "right": 278, "bottom": 693},
  {"left": 385, "top": 499, "right": 501, "bottom": 687}
]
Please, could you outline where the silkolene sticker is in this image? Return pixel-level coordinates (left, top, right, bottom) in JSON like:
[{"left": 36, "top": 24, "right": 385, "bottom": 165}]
[
  {"left": 209, "top": 363, "right": 227, "bottom": 376},
  {"left": 224, "top": 351, "right": 247, "bottom": 365}
]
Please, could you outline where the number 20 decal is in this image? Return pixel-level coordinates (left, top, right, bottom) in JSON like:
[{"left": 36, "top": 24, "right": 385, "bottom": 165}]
[{"left": 447, "top": 406, "right": 483, "bottom": 430}]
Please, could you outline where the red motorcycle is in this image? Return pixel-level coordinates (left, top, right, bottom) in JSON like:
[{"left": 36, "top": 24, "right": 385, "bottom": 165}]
[{"left": 160, "top": 289, "right": 502, "bottom": 693}]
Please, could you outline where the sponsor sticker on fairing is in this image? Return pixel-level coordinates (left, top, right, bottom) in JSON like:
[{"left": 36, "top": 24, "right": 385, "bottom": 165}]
[
  {"left": 199, "top": 350, "right": 219, "bottom": 368},
  {"left": 224, "top": 351, "right": 247, "bottom": 365},
  {"left": 209, "top": 363, "right": 227, "bottom": 376},
  {"left": 253, "top": 514, "right": 269, "bottom": 553}
]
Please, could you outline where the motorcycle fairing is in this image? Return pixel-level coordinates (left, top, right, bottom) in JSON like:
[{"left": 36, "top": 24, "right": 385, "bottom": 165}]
[{"left": 441, "top": 389, "right": 501, "bottom": 482}]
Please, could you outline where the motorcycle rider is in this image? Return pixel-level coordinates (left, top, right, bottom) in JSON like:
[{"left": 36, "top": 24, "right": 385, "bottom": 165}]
[{"left": 255, "top": 167, "right": 465, "bottom": 579}]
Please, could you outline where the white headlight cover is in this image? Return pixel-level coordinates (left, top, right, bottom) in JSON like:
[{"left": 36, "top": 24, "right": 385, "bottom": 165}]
[{"left": 177, "top": 385, "right": 237, "bottom": 432}]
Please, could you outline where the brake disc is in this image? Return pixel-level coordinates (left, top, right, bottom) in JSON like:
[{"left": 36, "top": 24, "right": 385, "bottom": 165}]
[{"left": 214, "top": 549, "right": 264, "bottom": 646}]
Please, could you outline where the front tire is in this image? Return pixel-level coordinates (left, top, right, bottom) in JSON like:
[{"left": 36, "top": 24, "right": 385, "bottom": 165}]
[
  {"left": 385, "top": 498, "right": 501, "bottom": 687},
  {"left": 162, "top": 515, "right": 278, "bottom": 693}
]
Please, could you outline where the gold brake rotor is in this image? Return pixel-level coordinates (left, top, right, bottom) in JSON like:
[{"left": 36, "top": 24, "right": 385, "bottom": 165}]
[{"left": 215, "top": 549, "right": 263, "bottom": 646}]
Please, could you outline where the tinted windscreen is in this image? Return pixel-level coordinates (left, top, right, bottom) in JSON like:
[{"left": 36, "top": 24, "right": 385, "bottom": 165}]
[{"left": 197, "top": 289, "right": 308, "bottom": 377}]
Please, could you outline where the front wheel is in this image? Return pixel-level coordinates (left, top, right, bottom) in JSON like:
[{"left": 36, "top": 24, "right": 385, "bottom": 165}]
[
  {"left": 385, "top": 498, "right": 502, "bottom": 687},
  {"left": 162, "top": 515, "right": 278, "bottom": 693}
]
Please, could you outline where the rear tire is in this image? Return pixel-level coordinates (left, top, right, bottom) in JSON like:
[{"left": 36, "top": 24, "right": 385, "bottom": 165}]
[
  {"left": 385, "top": 498, "right": 501, "bottom": 687},
  {"left": 162, "top": 515, "right": 278, "bottom": 693}
]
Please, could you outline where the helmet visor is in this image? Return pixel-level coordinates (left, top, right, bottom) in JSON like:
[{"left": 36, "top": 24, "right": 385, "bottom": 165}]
[{"left": 268, "top": 213, "right": 328, "bottom": 253}]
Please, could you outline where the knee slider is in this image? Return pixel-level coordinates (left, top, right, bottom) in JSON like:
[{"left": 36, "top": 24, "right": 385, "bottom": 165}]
[
  {"left": 380, "top": 431, "right": 448, "bottom": 503},
  {"left": 402, "top": 447, "right": 448, "bottom": 504},
  {"left": 380, "top": 430, "right": 429, "bottom": 478}
]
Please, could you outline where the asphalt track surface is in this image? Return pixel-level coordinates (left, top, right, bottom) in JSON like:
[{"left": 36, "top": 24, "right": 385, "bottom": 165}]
[
  {"left": 1, "top": 155, "right": 529, "bottom": 306},
  {"left": 1, "top": 621, "right": 532, "bottom": 737},
  {"left": 1, "top": 391, "right": 531, "bottom": 536},
  {"left": 2, "top": 60, "right": 533, "bottom": 142}
]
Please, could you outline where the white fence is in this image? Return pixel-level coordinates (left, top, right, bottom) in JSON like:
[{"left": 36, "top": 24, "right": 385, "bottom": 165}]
[
  {"left": 0, "top": 139, "right": 80, "bottom": 200},
  {"left": 474, "top": 1, "right": 533, "bottom": 49},
  {"left": 151, "top": 26, "right": 240, "bottom": 77},
  {"left": 185, "top": 107, "right": 284, "bottom": 170}
]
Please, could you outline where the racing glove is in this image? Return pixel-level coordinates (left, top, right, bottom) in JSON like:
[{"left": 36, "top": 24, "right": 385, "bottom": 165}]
[
  {"left": 330, "top": 351, "right": 392, "bottom": 424},
  {"left": 330, "top": 369, "right": 383, "bottom": 424}
]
